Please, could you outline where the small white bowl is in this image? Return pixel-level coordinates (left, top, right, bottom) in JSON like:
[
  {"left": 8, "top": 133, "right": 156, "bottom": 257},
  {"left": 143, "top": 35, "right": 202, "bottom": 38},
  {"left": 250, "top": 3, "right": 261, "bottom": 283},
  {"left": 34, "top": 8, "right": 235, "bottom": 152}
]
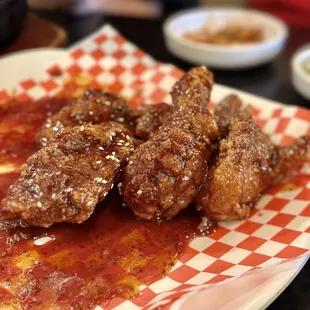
[
  {"left": 291, "top": 45, "right": 310, "bottom": 100},
  {"left": 163, "top": 7, "right": 288, "bottom": 69}
]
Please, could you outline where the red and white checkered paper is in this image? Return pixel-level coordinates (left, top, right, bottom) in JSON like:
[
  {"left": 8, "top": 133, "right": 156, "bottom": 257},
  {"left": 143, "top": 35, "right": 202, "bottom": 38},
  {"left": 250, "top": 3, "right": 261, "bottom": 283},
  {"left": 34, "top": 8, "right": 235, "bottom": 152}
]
[{"left": 0, "top": 25, "right": 309, "bottom": 310}]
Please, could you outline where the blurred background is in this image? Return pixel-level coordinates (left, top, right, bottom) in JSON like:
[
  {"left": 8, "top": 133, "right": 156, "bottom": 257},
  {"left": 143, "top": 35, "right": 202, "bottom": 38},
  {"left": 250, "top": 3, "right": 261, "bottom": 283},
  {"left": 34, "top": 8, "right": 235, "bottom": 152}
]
[{"left": 26, "top": 0, "right": 310, "bottom": 27}]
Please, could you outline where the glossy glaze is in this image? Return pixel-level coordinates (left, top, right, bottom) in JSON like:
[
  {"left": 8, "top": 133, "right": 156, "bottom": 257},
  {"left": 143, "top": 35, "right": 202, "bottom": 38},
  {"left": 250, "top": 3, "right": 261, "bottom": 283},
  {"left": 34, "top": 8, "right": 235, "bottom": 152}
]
[{"left": 0, "top": 97, "right": 202, "bottom": 309}]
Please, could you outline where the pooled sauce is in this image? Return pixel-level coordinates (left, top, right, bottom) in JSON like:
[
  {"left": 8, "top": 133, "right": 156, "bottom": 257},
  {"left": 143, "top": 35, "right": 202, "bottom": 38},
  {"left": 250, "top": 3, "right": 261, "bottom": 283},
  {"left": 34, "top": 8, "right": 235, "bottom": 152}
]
[
  {"left": 0, "top": 98, "right": 203, "bottom": 309},
  {"left": 0, "top": 97, "right": 73, "bottom": 168}
]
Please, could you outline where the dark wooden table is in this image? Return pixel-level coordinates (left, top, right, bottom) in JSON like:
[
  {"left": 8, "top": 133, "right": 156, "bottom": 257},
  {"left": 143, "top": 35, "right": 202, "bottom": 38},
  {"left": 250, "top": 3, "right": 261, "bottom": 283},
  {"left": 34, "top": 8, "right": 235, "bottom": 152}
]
[{"left": 34, "top": 10, "right": 310, "bottom": 310}]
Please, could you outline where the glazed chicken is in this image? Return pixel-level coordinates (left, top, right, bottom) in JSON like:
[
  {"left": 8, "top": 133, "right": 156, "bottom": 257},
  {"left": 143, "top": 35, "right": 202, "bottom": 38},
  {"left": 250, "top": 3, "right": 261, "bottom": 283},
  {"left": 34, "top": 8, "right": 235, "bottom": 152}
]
[
  {"left": 1, "top": 68, "right": 309, "bottom": 229},
  {"left": 2, "top": 122, "right": 138, "bottom": 227},
  {"left": 195, "top": 100, "right": 310, "bottom": 223},
  {"left": 135, "top": 102, "right": 173, "bottom": 140},
  {"left": 123, "top": 67, "right": 221, "bottom": 220},
  {"left": 213, "top": 94, "right": 242, "bottom": 132},
  {"left": 37, "top": 89, "right": 140, "bottom": 147}
]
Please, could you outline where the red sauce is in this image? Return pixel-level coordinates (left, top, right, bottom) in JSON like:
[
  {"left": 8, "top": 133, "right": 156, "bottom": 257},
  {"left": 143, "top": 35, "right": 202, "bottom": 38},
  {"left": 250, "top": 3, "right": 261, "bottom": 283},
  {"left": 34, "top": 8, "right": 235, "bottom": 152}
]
[
  {"left": 0, "top": 97, "right": 203, "bottom": 309},
  {"left": 0, "top": 97, "right": 73, "bottom": 168}
]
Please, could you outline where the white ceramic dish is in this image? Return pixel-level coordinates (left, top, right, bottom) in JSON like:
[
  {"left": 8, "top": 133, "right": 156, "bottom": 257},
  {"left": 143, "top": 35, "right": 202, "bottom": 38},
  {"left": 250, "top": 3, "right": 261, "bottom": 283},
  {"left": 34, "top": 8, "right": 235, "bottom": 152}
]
[
  {"left": 163, "top": 8, "right": 288, "bottom": 69},
  {"left": 0, "top": 49, "right": 308, "bottom": 310},
  {"left": 0, "top": 48, "right": 68, "bottom": 90},
  {"left": 291, "top": 44, "right": 310, "bottom": 100}
]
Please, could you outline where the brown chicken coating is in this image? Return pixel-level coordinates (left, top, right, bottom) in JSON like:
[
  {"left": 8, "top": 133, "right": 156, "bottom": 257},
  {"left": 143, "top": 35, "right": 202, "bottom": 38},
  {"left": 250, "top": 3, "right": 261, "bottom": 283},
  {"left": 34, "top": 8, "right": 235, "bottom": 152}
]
[
  {"left": 171, "top": 67, "right": 213, "bottom": 114},
  {"left": 2, "top": 122, "right": 138, "bottom": 227},
  {"left": 135, "top": 102, "right": 174, "bottom": 140},
  {"left": 123, "top": 67, "right": 221, "bottom": 220},
  {"left": 272, "top": 135, "right": 310, "bottom": 182},
  {"left": 214, "top": 94, "right": 242, "bottom": 132},
  {"left": 37, "top": 89, "right": 139, "bottom": 147},
  {"left": 195, "top": 110, "right": 310, "bottom": 222}
]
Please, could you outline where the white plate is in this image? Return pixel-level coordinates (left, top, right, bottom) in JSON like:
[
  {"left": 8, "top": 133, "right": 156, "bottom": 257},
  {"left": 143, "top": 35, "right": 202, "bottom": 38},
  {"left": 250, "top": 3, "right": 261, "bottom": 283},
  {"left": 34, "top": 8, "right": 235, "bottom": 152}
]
[
  {"left": 0, "top": 49, "right": 308, "bottom": 310},
  {"left": 0, "top": 48, "right": 68, "bottom": 90}
]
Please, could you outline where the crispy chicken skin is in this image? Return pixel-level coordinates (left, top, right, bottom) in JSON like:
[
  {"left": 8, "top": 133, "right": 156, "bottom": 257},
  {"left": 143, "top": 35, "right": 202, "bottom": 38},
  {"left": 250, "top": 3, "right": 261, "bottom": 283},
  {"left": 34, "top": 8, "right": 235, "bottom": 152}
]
[
  {"left": 213, "top": 94, "right": 242, "bottom": 132},
  {"left": 123, "top": 67, "right": 221, "bottom": 220},
  {"left": 37, "top": 89, "right": 139, "bottom": 147},
  {"left": 135, "top": 103, "right": 173, "bottom": 140},
  {"left": 195, "top": 109, "right": 310, "bottom": 222},
  {"left": 272, "top": 135, "right": 310, "bottom": 182},
  {"left": 2, "top": 122, "right": 138, "bottom": 227}
]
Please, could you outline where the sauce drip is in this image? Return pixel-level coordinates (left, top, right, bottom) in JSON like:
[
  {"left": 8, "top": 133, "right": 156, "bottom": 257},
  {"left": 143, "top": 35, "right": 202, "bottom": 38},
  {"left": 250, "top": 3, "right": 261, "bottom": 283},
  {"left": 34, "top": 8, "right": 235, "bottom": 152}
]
[{"left": 0, "top": 98, "right": 203, "bottom": 309}]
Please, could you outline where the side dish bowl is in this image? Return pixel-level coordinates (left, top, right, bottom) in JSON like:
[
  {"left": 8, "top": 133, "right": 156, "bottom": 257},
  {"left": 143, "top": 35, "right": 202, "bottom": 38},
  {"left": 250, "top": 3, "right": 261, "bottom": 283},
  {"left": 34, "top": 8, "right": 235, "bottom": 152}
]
[
  {"left": 291, "top": 44, "right": 310, "bottom": 100},
  {"left": 163, "top": 7, "right": 288, "bottom": 69}
]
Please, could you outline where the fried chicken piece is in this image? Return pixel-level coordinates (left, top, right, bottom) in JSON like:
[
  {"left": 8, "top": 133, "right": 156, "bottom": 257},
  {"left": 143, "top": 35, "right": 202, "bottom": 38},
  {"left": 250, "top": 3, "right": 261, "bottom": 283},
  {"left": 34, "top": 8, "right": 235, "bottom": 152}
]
[
  {"left": 123, "top": 67, "right": 221, "bottom": 220},
  {"left": 214, "top": 94, "right": 242, "bottom": 132},
  {"left": 2, "top": 122, "right": 138, "bottom": 227},
  {"left": 171, "top": 67, "right": 212, "bottom": 115},
  {"left": 135, "top": 102, "right": 173, "bottom": 140},
  {"left": 195, "top": 110, "right": 310, "bottom": 222},
  {"left": 37, "top": 89, "right": 139, "bottom": 147},
  {"left": 272, "top": 135, "right": 310, "bottom": 182}
]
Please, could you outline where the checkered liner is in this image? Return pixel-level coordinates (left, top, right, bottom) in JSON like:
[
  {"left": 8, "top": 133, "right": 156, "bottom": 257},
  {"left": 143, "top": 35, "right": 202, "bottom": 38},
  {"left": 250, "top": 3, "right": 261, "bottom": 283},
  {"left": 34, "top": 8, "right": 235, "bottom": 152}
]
[{"left": 0, "top": 25, "right": 309, "bottom": 310}]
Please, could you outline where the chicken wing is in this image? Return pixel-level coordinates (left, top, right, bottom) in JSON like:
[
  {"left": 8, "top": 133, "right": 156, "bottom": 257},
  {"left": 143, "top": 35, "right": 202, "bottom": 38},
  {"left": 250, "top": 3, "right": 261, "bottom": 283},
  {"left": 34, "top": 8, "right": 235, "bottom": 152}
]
[
  {"left": 195, "top": 109, "right": 310, "bottom": 223},
  {"left": 37, "top": 89, "right": 139, "bottom": 147},
  {"left": 123, "top": 67, "right": 221, "bottom": 220},
  {"left": 135, "top": 102, "right": 173, "bottom": 140},
  {"left": 213, "top": 94, "right": 242, "bottom": 132},
  {"left": 2, "top": 122, "right": 138, "bottom": 227}
]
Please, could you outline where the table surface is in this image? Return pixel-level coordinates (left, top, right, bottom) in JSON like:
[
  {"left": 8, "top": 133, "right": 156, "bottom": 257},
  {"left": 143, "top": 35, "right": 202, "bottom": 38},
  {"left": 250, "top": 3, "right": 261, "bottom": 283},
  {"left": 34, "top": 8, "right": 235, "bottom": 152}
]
[{"left": 33, "top": 10, "right": 310, "bottom": 310}]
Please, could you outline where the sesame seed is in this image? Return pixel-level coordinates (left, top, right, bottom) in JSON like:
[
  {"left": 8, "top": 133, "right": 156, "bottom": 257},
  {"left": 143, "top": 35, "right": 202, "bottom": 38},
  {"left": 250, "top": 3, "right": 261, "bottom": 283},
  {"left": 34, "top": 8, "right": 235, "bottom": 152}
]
[
  {"left": 122, "top": 203, "right": 126, "bottom": 207},
  {"left": 89, "top": 111, "right": 94, "bottom": 115},
  {"left": 99, "top": 146, "right": 104, "bottom": 150},
  {"left": 126, "top": 135, "right": 130, "bottom": 140},
  {"left": 137, "top": 190, "right": 142, "bottom": 195},
  {"left": 52, "top": 194, "right": 56, "bottom": 199},
  {"left": 129, "top": 161, "right": 133, "bottom": 164},
  {"left": 119, "top": 140, "right": 125, "bottom": 143},
  {"left": 34, "top": 236, "right": 55, "bottom": 246},
  {"left": 80, "top": 126, "right": 84, "bottom": 131},
  {"left": 111, "top": 184, "right": 114, "bottom": 189},
  {"left": 118, "top": 182, "right": 122, "bottom": 187},
  {"left": 96, "top": 160, "right": 102, "bottom": 164},
  {"left": 105, "top": 101, "right": 111, "bottom": 106},
  {"left": 37, "top": 202, "right": 42, "bottom": 208},
  {"left": 87, "top": 201, "right": 93, "bottom": 206}
]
